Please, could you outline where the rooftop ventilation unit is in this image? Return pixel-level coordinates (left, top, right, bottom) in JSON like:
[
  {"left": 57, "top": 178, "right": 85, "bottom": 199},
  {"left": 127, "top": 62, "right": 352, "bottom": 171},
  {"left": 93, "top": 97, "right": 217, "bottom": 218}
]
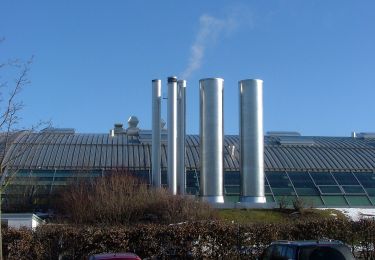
[
  {"left": 357, "top": 132, "right": 375, "bottom": 139},
  {"left": 110, "top": 123, "right": 125, "bottom": 137},
  {"left": 277, "top": 136, "right": 315, "bottom": 146},
  {"left": 127, "top": 116, "right": 139, "bottom": 128},
  {"left": 126, "top": 116, "right": 140, "bottom": 136},
  {"left": 266, "top": 131, "right": 301, "bottom": 137},
  {"left": 41, "top": 127, "right": 75, "bottom": 134}
]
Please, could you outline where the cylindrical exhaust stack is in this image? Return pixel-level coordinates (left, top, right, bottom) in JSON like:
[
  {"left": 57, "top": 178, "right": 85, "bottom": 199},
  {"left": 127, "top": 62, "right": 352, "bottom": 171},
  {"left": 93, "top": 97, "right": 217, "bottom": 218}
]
[
  {"left": 199, "top": 78, "right": 224, "bottom": 203},
  {"left": 168, "top": 76, "right": 178, "bottom": 195},
  {"left": 239, "top": 79, "right": 266, "bottom": 204},
  {"left": 152, "top": 79, "right": 162, "bottom": 188},
  {"left": 177, "top": 80, "right": 186, "bottom": 195}
]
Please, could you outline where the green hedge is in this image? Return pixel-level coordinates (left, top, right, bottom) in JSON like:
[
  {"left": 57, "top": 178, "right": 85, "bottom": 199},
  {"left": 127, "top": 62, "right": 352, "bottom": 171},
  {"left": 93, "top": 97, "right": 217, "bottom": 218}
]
[{"left": 2, "top": 219, "right": 375, "bottom": 259}]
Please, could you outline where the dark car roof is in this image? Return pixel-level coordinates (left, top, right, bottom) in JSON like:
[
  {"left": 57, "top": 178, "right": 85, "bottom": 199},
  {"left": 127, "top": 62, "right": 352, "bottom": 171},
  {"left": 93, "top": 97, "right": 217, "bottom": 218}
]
[
  {"left": 271, "top": 240, "right": 344, "bottom": 247},
  {"left": 266, "top": 240, "right": 355, "bottom": 260}
]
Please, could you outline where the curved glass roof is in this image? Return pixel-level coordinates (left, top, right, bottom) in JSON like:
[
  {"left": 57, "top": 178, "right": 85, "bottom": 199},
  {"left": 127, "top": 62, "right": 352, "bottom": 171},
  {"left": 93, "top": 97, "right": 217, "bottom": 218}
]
[{"left": 1, "top": 131, "right": 375, "bottom": 172}]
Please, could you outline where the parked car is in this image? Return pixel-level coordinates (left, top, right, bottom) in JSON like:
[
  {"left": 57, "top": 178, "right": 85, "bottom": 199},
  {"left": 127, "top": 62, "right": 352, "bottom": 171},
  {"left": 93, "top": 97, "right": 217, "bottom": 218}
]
[
  {"left": 88, "top": 253, "right": 141, "bottom": 260},
  {"left": 259, "top": 240, "right": 355, "bottom": 260}
]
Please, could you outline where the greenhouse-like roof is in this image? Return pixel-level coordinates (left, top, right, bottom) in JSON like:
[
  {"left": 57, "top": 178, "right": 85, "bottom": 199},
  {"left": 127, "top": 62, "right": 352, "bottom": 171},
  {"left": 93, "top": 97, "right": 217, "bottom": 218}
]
[{"left": 2, "top": 131, "right": 375, "bottom": 172}]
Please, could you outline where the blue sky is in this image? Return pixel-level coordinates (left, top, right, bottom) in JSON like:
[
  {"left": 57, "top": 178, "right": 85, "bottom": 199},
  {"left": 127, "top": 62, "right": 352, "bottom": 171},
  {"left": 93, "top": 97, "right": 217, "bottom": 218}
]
[{"left": 1, "top": 1, "right": 374, "bottom": 136}]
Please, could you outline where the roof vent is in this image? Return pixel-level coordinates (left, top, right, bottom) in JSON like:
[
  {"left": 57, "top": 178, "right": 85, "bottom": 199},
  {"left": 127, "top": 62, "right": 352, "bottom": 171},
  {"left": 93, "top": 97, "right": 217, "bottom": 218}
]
[
  {"left": 266, "top": 131, "right": 301, "bottom": 137},
  {"left": 357, "top": 132, "right": 375, "bottom": 139},
  {"left": 128, "top": 116, "right": 139, "bottom": 128},
  {"left": 127, "top": 116, "right": 140, "bottom": 136},
  {"left": 40, "top": 127, "right": 75, "bottom": 134},
  {"left": 277, "top": 136, "right": 314, "bottom": 146},
  {"left": 110, "top": 123, "right": 125, "bottom": 137}
]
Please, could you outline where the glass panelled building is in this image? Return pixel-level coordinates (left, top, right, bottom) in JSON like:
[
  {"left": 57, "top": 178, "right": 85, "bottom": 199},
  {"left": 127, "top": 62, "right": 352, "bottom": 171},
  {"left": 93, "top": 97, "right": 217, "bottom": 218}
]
[{"left": 1, "top": 129, "right": 375, "bottom": 209}]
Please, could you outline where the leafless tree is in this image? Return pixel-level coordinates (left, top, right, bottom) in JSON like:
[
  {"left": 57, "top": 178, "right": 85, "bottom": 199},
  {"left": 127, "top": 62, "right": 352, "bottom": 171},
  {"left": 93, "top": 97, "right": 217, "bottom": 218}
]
[{"left": 0, "top": 38, "right": 40, "bottom": 260}]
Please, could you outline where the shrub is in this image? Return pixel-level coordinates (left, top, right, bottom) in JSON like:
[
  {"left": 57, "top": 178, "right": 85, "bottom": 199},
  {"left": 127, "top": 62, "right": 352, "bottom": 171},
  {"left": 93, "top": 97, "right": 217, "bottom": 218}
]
[
  {"left": 292, "top": 197, "right": 305, "bottom": 213},
  {"left": 277, "top": 196, "right": 288, "bottom": 210},
  {"left": 54, "top": 173, "right": 216, "bottom": 225}
]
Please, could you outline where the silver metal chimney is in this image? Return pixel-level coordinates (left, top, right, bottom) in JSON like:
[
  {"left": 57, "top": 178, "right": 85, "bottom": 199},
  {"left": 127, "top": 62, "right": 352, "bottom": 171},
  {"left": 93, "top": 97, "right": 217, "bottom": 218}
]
[
  {"left": 168, "top": 76, "right": 178, "bottom": 195},
  {"left": 152, "top": 79, "right": 162, "bottom": 188},
  {"left": 199, "top": 78, "right": 224, "bottom": 203},
  {"left": 239, "top": 79, "right": 266, "bottom": 204},
  {"left": 177, "top": 80, "right": 186, "bottom": 195}
]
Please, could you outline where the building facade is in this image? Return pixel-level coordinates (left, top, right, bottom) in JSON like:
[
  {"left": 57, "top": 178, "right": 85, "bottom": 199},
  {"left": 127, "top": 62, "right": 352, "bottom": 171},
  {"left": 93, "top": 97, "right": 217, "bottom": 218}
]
[{"left": 1, "top": 128, "right": 375, "bottom": 209}]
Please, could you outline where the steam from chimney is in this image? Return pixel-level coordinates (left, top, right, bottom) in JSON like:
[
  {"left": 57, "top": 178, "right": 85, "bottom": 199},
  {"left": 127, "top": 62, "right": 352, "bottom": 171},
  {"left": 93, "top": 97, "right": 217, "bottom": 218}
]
[{"left": 181, "top": 14, "right": 238, "bottom": 79}]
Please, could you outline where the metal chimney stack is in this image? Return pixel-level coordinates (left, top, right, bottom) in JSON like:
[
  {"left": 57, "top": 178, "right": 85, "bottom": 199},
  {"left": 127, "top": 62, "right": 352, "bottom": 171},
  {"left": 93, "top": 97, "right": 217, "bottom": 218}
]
[
  {"left": 177, "top": 80, "right": 186, "bottom": 195},
  {"left": 199, "top": 78, "right": 224, "bottom": 203},
  {"left": 152, "top": 79, "right": 162, "bottom": 188},
  {"left": 239, "top": 79, "right": 266, "bottom": 204},
  {"left": 168, "top": 76, "right": 178, "bottom": 195}
]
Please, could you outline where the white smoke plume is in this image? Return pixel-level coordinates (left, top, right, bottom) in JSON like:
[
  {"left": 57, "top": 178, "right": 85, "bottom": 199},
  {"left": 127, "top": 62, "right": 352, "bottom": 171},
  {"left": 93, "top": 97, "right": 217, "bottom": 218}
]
[{"left": 180, "top": 14, "right": 238, "bottom": 79}]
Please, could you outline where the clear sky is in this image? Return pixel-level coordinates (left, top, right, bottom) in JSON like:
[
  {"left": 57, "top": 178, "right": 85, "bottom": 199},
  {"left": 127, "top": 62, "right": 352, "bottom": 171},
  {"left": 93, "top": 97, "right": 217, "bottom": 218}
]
[{"left": 1, "top": 1, "right": 374, "bottom": 136}]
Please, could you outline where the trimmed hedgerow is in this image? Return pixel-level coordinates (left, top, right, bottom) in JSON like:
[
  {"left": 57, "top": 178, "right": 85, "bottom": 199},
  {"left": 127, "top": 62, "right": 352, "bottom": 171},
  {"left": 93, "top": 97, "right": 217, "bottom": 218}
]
[{"left": 2, "top": 219, "right": 375, "bottom": 259}]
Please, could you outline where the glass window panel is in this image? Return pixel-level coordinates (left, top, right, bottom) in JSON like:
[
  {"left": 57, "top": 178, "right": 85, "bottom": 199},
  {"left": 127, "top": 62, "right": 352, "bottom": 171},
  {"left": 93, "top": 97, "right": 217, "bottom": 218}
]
[
  {"left": 342, "top": 186, "right": 365, "bottom": 194},
  {"left": 264, "top": 176, "right": 270, "bottom": 186},
  {"left": 266, "top": 195, "right": 275, "bottom": 203},
  {"left": 225, "top": 185, "right": 240, "bottom": 194},
  {"left": 266, "top": 172, "right": 293, "bottom": 188},
  {"left": 271, "top": 187, "right": 295, "bottom": 196},
  {"left": 186, "top": 171, "right": 198, "bottom": 187},
  {"left": 274, "top": 195, "right": 297, "bottom": 206},
  {"left": 225, "top": 196, "right": 239, "bottom": 203},
  {"left": 299, "top": 196, "right": 324, "bottom": 207},
  {"left": 318, "top": 185, "right": 342, "bottom": 194},
  {"left": 288, "top": 172, "right": 315, "bottom": 188},
  {"left": 161, "top": 171, "right": 168, "bottom": 185},
  {"left": 345, "top": 195, "right": 372, "bottom": 206},
  {"left": 137, "top": 171, "right": 150, "bottom": 183},
  {"left": 35, "top": 185, "right": 51, "bottom": 195},
  {"left": 51, "top": 181, "right": 67, "bottom": 185},
  {"left": 38, "top": 177, "right": 53, "bottom": 181},
  {"left": 12, "top": 177, "right": 33, "bottom": 182},
  {"left": 310, "top": 172, "right": 336, "bottom": 185},
  {"left": 265, "top": 185, "right": 272, "bottom": 194},
  {"left": 369, "top": 197, "right": 375, "bottom": 206},
  {"left": 295, "top": 187, "right": 319, "bottom": 195},
  {"left": 186, "top": 187, "right": 198, "bottom": 195},
  {"left": 321, "top": 195, "right": 348, "bottom": 206},
  {"left": 332, "top": 172, "right": 359, "bottom": 185},
  {"left": 33, "top": 180, "right": 53, "bottom": 185},
  {"left": 355, "top": 173, "right": 375, "bottom": 188},
  {"left": 224, "top": 172, "right": 240, "bottom": 185},
  {"left": 365, "top": 188, "right": 375, "bottom": 196}
]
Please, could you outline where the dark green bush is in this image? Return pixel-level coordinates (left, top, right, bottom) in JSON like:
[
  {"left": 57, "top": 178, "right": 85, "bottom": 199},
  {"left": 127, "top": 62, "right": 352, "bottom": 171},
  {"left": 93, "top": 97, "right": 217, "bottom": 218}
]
[{"left": 2, "top": 219, "right": 375, "bottom": 259}]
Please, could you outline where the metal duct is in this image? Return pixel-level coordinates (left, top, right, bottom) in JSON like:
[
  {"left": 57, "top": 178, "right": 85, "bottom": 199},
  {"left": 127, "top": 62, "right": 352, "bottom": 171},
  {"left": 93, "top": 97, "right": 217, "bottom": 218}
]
[
  {"left": 239, "top": 79, "right": 266, "bottom": 204},
  {"left": 177, "top": 80, "right": 186, "bottom": 195},
  {"left": 199, "top": 78, "right": 224, "bottom": 203},
  {"left": 152, "top": 79, "right": 162, "bottom": 188},
  {"left": 168, "top": 76, "right": 178, "bottom": 195}
]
